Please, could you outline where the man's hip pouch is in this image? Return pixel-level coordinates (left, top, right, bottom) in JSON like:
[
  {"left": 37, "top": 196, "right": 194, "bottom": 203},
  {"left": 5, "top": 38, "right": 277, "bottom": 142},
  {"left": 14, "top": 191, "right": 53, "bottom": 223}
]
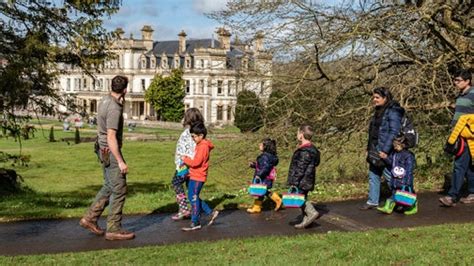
[
  {"left": 94, "top": 139, "right": 110, "bottom": 167},
  {"left": 100, "top": 147, "right": 111, "bottom": 167}
]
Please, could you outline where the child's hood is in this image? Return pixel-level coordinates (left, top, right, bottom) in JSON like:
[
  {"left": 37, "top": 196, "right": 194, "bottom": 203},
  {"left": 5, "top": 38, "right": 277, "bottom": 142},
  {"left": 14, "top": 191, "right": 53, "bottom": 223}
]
[{"left": 199, "top": 139, "right": 214, "bottom": 150}]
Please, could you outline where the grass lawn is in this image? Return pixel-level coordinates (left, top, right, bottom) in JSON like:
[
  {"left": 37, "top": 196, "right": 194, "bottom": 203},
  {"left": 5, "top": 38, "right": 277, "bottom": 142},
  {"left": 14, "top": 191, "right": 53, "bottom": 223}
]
[
  {"left": 0, "top": 125, "right": 268, "bottom": 220},
  {"left": 0, "top": 223, "right": 473, "bottom": 264}
]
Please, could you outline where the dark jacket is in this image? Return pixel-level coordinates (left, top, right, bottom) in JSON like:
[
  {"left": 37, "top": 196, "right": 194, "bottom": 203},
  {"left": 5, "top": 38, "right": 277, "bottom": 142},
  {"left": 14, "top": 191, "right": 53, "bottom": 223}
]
[
  {"left": 368, "top": 101, "right": 404, "bottom": 154},
  {"left": 287, "top": 143, "right": 320, "bottom": 192},
  {"left": 383, "top": 149, "right": 416, "bottom": 190},
  {"left": 251, "top": 152, "right": 279, "bottom": 180}
]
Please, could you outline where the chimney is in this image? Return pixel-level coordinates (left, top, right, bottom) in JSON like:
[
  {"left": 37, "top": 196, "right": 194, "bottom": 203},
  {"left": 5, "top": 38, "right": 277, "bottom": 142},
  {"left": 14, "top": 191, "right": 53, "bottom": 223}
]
[
  {"left": 216, "top": 27, "right": 231, "bottom": 50},
  {"left": 178, "top": 30, "right": 187, "bottom": 54},
  {"left": 141, "top": 25, "right": 154, "bottom": 50},
  {"left": 254, "top": 31, "right": 264, "bottom": 52},
  {"left": 115, "top": 28, "right": 125, "bottom": 39},
  {"left": 141, "top": 25, "right": 153, "bottom": 40}
]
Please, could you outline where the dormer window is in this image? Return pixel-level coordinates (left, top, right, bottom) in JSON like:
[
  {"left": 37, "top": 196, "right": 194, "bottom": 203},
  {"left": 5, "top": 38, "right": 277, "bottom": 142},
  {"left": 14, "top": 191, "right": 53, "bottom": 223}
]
[
  {"left": 186, "top": 59, "right": 190, "bottom": 68},
  {"left": 162, "top": 58, "right": 168, "bottom": 68},
  {"left": 175, "top": 59, "right": 179, "bottom": 68},
  {"left": 141, "top": 58, "right": 146, "bottom": 69},
  {"left": 150, "top": 57, "right": 156, "bottom": 68}
]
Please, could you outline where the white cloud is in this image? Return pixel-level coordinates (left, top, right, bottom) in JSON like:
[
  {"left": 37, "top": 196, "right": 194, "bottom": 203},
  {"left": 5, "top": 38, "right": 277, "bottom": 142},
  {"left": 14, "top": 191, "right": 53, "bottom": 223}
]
[{"left": 192, "top": 0, "right": 230, "bottom": 14}]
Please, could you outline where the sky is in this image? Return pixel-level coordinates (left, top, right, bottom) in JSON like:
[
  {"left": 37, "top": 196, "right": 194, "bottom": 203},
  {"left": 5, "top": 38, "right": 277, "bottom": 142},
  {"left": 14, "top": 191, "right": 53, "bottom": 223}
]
[
  {"left": 103, "top": 0, "right": 228, "bottom": 41},
  {"left": 103, "top": 0, "right": 344, "bottom": 42}
]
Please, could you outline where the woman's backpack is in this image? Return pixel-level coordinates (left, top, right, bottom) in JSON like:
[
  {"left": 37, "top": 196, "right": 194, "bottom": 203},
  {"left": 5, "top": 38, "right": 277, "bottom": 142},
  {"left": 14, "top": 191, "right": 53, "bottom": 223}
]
[{"left": 401, "top": 114, "right": 419, "bottom": 149}]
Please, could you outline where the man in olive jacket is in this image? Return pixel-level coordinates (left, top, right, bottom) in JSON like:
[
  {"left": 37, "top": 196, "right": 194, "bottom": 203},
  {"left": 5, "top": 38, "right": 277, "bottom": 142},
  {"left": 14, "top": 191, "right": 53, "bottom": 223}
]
[{"left": 287, "top": 124, "right": 321, "bottom": 229}]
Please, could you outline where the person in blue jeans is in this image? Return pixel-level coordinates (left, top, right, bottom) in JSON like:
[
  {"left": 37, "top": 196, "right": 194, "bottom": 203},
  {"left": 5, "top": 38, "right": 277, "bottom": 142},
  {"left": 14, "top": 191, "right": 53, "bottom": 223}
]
[
  {"left": 440, "top": 69, "right": 474, "bottom": 207},
  {"left": 180, "top": 123, "right": 219, "bottom": 231},
  {"left": 362, "top": 87, "right": 404, "bottom": 210}
]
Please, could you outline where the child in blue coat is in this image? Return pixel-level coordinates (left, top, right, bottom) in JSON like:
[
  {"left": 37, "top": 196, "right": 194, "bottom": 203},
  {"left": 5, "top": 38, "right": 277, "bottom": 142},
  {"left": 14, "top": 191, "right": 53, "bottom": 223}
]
[
  {"left": 247, "top": 138, "right": 282, "bottom": 213},
  {"left": 378, "top": 135, "right": 417, "bottom": 215}
]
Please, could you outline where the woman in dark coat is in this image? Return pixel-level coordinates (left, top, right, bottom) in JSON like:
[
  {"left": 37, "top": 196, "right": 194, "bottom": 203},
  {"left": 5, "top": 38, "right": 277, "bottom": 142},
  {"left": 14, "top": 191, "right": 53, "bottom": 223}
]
[{"left": 361, "top": 87, "right": 404, "bottom": 210}]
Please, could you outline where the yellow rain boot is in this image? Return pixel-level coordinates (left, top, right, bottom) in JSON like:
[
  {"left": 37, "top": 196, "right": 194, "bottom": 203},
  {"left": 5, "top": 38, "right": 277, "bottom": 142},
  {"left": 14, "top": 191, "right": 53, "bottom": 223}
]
[
  {"left": 246, "top": 200, "right": 262, "bottom": 214},
  {"left": 270, "top": 192, "right": 282, "bottom": 211}
]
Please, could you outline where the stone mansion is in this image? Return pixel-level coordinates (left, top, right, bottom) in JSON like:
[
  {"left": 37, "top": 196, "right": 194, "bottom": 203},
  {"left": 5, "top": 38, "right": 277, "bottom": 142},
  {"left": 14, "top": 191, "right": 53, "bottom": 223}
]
[{"left": 54, "top": 26, "right": 272, "bottom": 125}]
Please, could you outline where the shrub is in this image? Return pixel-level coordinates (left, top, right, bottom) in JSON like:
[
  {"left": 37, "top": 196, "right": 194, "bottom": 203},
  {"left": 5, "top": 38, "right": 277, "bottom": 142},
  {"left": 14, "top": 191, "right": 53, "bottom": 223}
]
[
  {"left": 234, "top": 90, "right": 264, "bottom": 132},
  {"left": 49, "top": 126, "right": 55, "bottom": 142},
  {"left": 75, "top": 127, "right": 81, "bottom": 144}
]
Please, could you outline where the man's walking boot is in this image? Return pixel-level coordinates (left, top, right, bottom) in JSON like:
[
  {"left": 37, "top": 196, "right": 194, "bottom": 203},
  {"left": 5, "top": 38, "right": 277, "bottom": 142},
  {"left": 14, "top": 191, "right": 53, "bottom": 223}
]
[
  {"left": 246, "top": 200, "right": 262, "bottom": 213},
  {"left": 270, "top": 192, "right": 282, "bottom": 211},
  {"left": 377, "top": 199, "right": 396, "bottom": 214},
  {"left": 294, "top": 202, "right": 319, "bottom": 229},
  {"left": 79, "top": 217, "right": 105, "bottom": 236},
  {"left": 105, "top": 230, "right": 135, "bottom": 240}
]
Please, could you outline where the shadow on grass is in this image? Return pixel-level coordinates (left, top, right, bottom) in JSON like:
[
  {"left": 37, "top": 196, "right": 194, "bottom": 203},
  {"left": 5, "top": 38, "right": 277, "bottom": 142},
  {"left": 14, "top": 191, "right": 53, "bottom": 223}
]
[
  {"left": 0, "top": 181, "right": 243, "bottom": 221},
  {"left": 0, "top": 181, "right": 174, "bottom": 220},
  {"left": 0, "top": 189, "right": 91, "bottom": 220},
  {"left": 78, "top": 181, "right": 172, "bottom": 197}
]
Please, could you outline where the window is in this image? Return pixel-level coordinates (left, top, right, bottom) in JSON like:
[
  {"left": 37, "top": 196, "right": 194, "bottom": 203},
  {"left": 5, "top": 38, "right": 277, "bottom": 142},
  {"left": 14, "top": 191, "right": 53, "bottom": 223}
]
[
  {"left": 175, "top": 59, "right": 179, "bottom": 68},
  {"left": 66, "top": 78, "right": 71, "bottom": 91},
  {"left": 228, "top": 81, "right": 233, "bottom": 95},
  {"left": 141, "top": 79, "right": 146, "bottom": 90},
  {"left": 97, "top": 78, "right": 103, "bottom": 91},
  {"left": 139, "top": 102, "right": 145, "bottom": 116},
  {"left": 217, "top": 105, "right": 223, "bottom": 121},
  {"left": 90, "top": 100, "right": 97, "bottom": 113},
  {"left": 199, "top": 80, "right": 204, "bottom": 94},
  {"left": 83, "top": 78, "right": 87, "bottom": 89},
  {"left": 227, "top": 106, "right": 232, "bottom": 121},
  {"left": 141, "top": 58, "right": 146, "bottom": 69},
  {"left": 185, "top": 80, "right": 190, "bottom": 94},
  {"left": 186, "top": 59, "right": 190, "bottom": 68},
  {"left": 74, "top": 78, "right": 81, "bottom": 91},
  {"left": 150, "top": 58, "right": 156, "bottom": 68},
  {"left": 200, "top": 59, "right": 204, "bottom": 68},
  {"left": 217, "top": 80, "right": 223, "bottom": 94}
]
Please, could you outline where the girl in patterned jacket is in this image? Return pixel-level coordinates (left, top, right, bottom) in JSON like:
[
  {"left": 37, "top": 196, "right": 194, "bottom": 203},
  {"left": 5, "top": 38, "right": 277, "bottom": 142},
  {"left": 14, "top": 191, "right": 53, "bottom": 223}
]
[{"left": 171, "top": 108, "right": 204, "bottom": 220}]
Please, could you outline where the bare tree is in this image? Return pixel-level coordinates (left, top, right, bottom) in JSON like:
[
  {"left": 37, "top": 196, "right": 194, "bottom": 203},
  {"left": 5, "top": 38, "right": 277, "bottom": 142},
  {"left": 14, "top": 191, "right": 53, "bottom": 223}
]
[{"left": 211, "top": 0, "right": 473, "bottom": 141}]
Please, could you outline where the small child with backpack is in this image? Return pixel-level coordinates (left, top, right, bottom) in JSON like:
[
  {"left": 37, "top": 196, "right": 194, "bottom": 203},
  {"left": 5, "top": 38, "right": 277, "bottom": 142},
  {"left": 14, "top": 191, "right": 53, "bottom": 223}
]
[
  {"left": 247, "top": 138, "right": 282, "bottom": 213},
  {"left": 377, "top": 134, "right": 417, "bottom": 215}
]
